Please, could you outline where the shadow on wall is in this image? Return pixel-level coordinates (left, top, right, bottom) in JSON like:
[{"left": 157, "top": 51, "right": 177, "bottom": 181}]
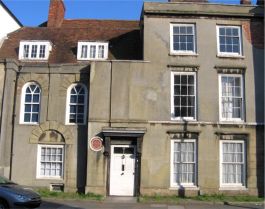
[
  {"left": 76, "top": 67, "right": 90, "bottom": 193},
  {"left": 249, "top": 7, "right": 264, "bottom": 197},
  {"left": 109, "top": 30, "right": 143, "bottom": 60}
]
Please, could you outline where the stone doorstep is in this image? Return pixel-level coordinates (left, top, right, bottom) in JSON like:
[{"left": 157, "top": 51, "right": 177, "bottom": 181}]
[{"left": 104, "top": 196, "right": 138, "bottom": 204}]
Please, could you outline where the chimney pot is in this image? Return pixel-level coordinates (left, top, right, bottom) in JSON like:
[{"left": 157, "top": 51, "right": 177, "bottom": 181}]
[
  {"left": 240, "top": 0, "right": 251, "bottom": 4},
  {"left": 47, "top": 0, "right": 65, "bottom": 27}
]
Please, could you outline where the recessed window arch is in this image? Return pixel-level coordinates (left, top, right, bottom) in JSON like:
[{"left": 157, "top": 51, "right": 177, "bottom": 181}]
[
  {"left": 66, "top": 83, "right": 88, "bottom": 125},
  {"left": 20, "top": 82, "right": 41, "bottom": 124}
]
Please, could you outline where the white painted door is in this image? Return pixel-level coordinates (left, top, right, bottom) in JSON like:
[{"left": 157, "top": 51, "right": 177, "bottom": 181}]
[{"left": 109, "top": 145, "right": 136, "bottom": 196}]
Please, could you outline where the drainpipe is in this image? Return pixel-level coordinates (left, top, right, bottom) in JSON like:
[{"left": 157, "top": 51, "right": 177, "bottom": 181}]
[
  {"left": 9, "top": 64, "right": 20, "bottom": 180},
  {"left": 109, "top": 61, "right": 113, "bottom": 128}
]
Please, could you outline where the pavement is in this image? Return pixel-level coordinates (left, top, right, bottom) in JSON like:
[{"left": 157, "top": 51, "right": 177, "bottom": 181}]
[{"left": 39, "top": 197, "right": 264, "bottom": 209}]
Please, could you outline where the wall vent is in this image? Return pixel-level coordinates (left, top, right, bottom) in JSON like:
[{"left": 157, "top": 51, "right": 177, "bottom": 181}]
[{"left": 50, "top": 183, "right": 64, "bottom": 192}]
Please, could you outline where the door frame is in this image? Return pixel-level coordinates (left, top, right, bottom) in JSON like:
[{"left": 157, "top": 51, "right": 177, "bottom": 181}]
[{"left": 102, "top": 128, "right": 145, "bottom": 197}]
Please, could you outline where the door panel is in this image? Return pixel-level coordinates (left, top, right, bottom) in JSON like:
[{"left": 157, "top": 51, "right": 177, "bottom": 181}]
[{"left": 109, "top": 145, "right": 135, "bottom": 196}]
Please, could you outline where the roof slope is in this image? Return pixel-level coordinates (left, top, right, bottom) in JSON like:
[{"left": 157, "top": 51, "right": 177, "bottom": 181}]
[{"left": 0, "top": 19, "right": 142, "bottom": 63}]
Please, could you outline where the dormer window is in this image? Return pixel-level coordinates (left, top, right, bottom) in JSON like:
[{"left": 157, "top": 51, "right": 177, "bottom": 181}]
[
  {"left": 77, "top": 41, "right": 108, "bottom": 60},
  {"left": 19, "top": 41, "right": 52, "bottom": 60}
]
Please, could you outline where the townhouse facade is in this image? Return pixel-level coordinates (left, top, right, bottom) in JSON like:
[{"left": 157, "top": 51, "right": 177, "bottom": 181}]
[{"left": 0, "top": 0, "right": 264, "bottom": 197}]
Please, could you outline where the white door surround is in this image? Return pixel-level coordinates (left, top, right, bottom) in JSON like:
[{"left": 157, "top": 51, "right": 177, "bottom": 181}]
[{"left": 109, "top": 145, "right": 136, "bottom": 196}]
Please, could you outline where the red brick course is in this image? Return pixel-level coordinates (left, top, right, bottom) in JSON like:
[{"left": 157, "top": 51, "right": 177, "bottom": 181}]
[{"left": 242, "top": 21, "right": 264, "bottom": 49}]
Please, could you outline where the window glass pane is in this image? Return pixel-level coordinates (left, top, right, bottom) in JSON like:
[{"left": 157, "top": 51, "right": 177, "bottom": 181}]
[
  {"left": 114, "top": 147, "right": 123, "bottom": 154},
  {"left": 219, "top": 27, "right": 225, "bottom": 35},
  {"left": 174, "top": 75, "right": 180, "bottom": 84},
  {"left": 180, "top": 26, "right": 186, "bottom": 34},
  {"left": 70, "top": 95, "right": 77, "bottom": 103},
  {"left": 70, "top": 105, "right": 76, "bottom": 113},
  {"left": 233, "top": 45, "right": 239, "bottom": 53},
  {"left": 23, "top": 45, "right": 29, "bottom": 58},
  {"left": 220, "top": 36, "right": 225, "bottom": 44},
  {"left": 24, "top": 113, "right": 30, "bottom": 122},
  {"left": 31, "top": 45, "right": 38, "bottom": 58},
  {"left": 226, "top": 28, "right": 232, "bottom": 36},
  {"left": 98, "top": 45, "right": 104, "bottom": 58},
  {"left": 78, "top": 95, "right": 85, "bottom": 103},
  {"left": 181, "top": 107, "right": 187, "bottom": 116},
  {"left": 181, "top": 75, "right": 187, "bottom": 84},
  {"left": 232, "top": 28, "right": 239, "bottom": 36},
  {"left": 32, "top": 113, "right": 38, "bottom": 122},
  {"left": 90, "top": 45, "right": 96, "bottom": 58},
  {"left": 39, "top": 45, "right": 46, "bottom": 58},
  {"left": 33, "top": 95, "right": 39, "bottom": 102},
  {"left": 186, "top": 26, "right": 193, "bottom": 34},
  {"left": 173, "top": 26, "right": 179, "bottom": 34},
  {"left": 81, "top": 45, "right": 88, "bottom": 58},
  {"left": 32, "top": 104, "right": 39, "bottom": 112},
  {"left": 24, "top": 104, "right": 31, "bottom": 112},
  {"left": 187, "top": 43, "right": 193, "bottom": 51},
  {"left": 227, "top": 45, "right": 232, "bottom": 52},
  {"left": 77, "top": 105, "right": 84, "bottom": 113},
  {"left": 25, "top": 94, "right": 32, "bottom": 102},
  {"left": 175, "top": 107, "right": 180, "bottom": 117},
  {"left": 220, "top": 44, "right": 226, "bottom": 52}
]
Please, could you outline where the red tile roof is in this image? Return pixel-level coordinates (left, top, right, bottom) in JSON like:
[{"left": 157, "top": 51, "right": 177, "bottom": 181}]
[{"left": 0, "top": 19, "right": 142, "bottom": 63}]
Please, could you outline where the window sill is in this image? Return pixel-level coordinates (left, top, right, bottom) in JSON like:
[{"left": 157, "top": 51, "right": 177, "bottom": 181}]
[
  {"left": 36, "top": 177, "right": 63, "bottom": 180},
  {"left": 19, "top": 123, "right": 39, "bottom": 126},
  {"left": 217, "top": 54, "right": 245, "bottom": 59},
  {"left": 219, "top": 120, "right": 245, "bottom": 124},
  {"left": 171, "top": 118, "right": 197, "bottom": 122},
  {"left": 77, "top": 58, "right": 108, "bottom": 61},
  {"left": 169, "top": 53, "right": 198, "bottom": 57},
  {"left": 65, "top": 123, "right": 86, "bottom": 126},
  {"left": 170, "top": 186, "right": 199, "bottom": 190},
  {"left": 219, "top": 186, "right": 247, "bottom": 191}
]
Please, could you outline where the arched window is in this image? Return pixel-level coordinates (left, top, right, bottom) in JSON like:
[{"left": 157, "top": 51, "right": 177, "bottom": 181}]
[
  {"left": 20, "top": 82, "right": 41, "bottom": 124},
  {"left": 66, "top": 83, "right": 87, "bottom": 125}
]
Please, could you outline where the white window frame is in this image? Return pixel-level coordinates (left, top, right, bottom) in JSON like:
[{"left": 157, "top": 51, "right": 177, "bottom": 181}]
[
  {"left": 170, "top": 23, "right": 196, "bottom": 55},
  {"left": 19, "top": 82, "right": 41, "bottom": 125},
  {"left": 77, "top": 41, "right": 108, "bottom": 60},
  {"left": 170, "top": 139, "right": 197, "bottom": 188},
  {"left": 36, "top": 144, "right": 64, "bottom": 179},
  {"left": 216, "top": 25, "right": 242, "bottom": 57},
  {"left": 19, "top": 41, "right": 52, "bottom": 60},
  {"left": 219, "top": 140, "right": 246, "bottom": 188},
  {"left": 65, "top": 83, "right": 88, "bottom": 125},
  {"left": 171, "top": 71, "right": 197, "bottom": 121},
  {"left": 218, "top": 74, "right": 244, "bottom": 122}
]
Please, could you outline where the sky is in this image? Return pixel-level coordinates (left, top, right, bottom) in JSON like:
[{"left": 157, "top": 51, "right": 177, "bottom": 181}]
[{"left": 2, "top": 0, "right": 258, "bottom": 27}]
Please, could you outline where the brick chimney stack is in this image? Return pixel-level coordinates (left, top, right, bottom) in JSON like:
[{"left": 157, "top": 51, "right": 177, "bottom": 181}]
[
  {"left": 47, "top": 0, "right": 65, "bottom": 27},
  {"left": 168, "top": 0, "right": 208, "bottom": 2},
  {"left": 240, "top": 0, "right": 251, "bottom": 4}
]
